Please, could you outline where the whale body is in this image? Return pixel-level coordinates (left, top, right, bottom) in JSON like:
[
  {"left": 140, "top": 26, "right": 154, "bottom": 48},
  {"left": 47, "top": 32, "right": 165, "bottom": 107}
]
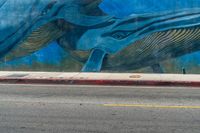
[
  {"left": 78, "top": 0, "right": 200, "bottom": 72},
  {"left": 0, "top": 0, "right": 111, "bottom": 61}
]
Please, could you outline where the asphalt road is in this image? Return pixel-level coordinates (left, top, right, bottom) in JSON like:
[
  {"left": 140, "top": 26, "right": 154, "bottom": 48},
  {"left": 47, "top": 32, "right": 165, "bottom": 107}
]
[{"left": 0, "top": 84, "right": 200, "bottom": 133}]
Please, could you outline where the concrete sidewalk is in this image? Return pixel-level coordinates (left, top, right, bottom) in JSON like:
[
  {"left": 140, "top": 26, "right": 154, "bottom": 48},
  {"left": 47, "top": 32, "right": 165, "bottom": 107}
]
[{"left": 0, "top": 71, "right": 199, "bottom": 87}]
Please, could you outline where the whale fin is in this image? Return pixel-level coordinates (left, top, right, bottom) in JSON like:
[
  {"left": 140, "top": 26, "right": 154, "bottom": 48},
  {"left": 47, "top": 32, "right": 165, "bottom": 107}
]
[
  {"left": 79, "top": 0, "right": 104, "bottom": 16},
  {"left": 58, "top": 8, "right": 112, "bottom": 27},
  {"left": 81, "top": 49, "right": 106, "bottom": 72},
  {"left": 56, "top": 0, "right": 112, "bottom": 27}
]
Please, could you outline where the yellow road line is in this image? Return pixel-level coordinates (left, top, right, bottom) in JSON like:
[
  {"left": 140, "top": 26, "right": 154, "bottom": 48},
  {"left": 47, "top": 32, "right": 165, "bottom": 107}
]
[{"left": 103, "top": 104, "right": 200, "bottom": 109}]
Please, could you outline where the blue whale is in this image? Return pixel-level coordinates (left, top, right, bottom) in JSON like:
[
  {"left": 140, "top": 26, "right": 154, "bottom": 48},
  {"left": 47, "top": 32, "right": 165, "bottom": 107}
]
[
  {"left": 77, "top": 0, "right": 200, "bottom": 72},
  {"left": 0, "top": 0, "right": 112, "bottom": 62}
]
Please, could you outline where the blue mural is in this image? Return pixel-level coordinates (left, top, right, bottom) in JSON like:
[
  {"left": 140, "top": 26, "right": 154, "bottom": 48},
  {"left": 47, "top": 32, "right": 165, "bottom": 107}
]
[{"left": 0, "top": 0, "right": 200, "bottom": 73}]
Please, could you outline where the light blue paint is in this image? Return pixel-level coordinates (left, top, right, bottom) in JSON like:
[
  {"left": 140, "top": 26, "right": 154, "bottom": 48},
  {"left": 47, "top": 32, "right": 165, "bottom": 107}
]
[
  {"left": 0, "top": 42, "right": 68, "bottom": 67},
  {"left": 179, "top": 51, "right": 200, "bottom": 66},
  {"left": 32, "top": 42, "right": 67, "bottom": 65},
  {"left": 100, "top": 0, "right": 200, "bottom": 18}
]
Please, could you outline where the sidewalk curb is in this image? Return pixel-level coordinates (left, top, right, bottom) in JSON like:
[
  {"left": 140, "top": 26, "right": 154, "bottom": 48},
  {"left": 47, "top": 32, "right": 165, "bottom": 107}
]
[
  {"left": 0, "top": 72, "right": 199, "bottom": 87},
  {"left": 0, "top": 78, "right": 199, "bottom": 87}
]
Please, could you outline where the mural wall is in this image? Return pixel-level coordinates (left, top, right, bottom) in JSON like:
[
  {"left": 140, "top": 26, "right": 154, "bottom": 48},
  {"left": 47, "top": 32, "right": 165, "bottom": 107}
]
[{"left": 0, "top": 0, "right": 200, "bottom": 74}]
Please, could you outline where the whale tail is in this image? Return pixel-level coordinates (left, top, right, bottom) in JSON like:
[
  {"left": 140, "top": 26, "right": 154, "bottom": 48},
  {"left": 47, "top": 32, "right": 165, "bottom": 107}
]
[
  {"left": 57, "top": 0, "right": 113, "bottom": 27},
  {"left": 81, "top": 49, "right": 106, "bottom": 72}
]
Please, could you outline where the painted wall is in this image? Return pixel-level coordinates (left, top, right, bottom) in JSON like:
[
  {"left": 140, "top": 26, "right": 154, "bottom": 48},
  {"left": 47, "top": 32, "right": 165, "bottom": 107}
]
[{"left": 0, "top": 0, "right": 200, "bottom": 74}]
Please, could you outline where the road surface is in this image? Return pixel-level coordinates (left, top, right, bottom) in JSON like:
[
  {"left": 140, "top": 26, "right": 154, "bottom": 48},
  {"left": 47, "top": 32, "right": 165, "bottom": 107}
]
[{"left": 0, "top": 84, "right": 200, "bottom": 133}]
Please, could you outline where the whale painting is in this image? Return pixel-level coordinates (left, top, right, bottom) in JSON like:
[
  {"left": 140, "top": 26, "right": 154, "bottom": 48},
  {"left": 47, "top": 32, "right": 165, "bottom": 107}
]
[
  {"left": 0, "top": 0, "right": 199, "bottom": 73},
  {"left": 0, "top": 0, "right": 111, "bottom": 61}
]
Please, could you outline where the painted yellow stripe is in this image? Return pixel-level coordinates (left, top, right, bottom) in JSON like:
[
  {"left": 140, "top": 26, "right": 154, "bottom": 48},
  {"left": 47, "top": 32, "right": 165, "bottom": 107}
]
[{"left": 103, "top": 104, "right": 200, "bottom": 109}]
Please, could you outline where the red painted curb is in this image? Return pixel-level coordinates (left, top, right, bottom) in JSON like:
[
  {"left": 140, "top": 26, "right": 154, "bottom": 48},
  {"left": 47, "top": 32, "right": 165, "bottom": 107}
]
[{"left": 0, "top": 77, "right": 199, "bottom": 87}]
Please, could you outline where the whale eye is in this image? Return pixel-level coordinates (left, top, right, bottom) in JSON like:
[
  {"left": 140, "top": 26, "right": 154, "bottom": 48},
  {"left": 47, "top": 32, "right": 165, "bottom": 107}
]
[
  {"left": 110, "top": 31, "right": 132, "bottom": 40},
  {"left": 41, "top": 0, "right": 57, "bottom": 16}
]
